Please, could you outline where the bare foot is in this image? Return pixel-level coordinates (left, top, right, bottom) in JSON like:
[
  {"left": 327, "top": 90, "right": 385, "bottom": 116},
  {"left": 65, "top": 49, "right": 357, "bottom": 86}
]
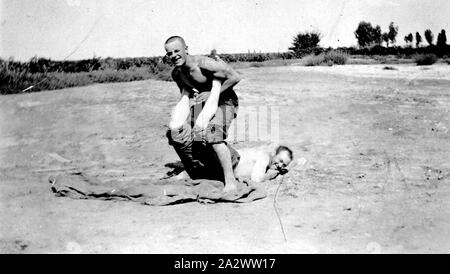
[
  {"left": 174, "top": 171, "right": 189, "bottom": 180},
  {"left": 223, "top": 178, "right": 238, "bottom": 193},
  {"left": 222, "top": 179, "right": 241, "bottom": 201}
]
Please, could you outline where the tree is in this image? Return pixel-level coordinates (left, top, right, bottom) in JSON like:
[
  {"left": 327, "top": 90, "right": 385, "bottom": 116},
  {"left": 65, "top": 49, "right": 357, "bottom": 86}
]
[
  {"left": 387, "top": 22, "right": 399, "bottom": 46},
  {"left": 415, "top": 32, "right": 422, "bottom": 48},
  {"left": 373, "top": 25, "right": 382, "bottom": 45},
  {"left": 354, "top": 21, "right": 382, "bottom": 48},
  {"left": 437, "top": 29, "right": 447, "bottom": 47},
  {"left": 289, "top": 31, "right": 322, "bottom": 56},
  {"left": 382, "top": 32, "right": 389, "bottom": 47},
  {"left": 209, "top": 49, "right": 223, "bottom": 61},
  {"left": 404, "top": 33, "right": 413, "bottom": 46},
  {"left": 425, "top": 29, "right": 434, "bottom": 46}
]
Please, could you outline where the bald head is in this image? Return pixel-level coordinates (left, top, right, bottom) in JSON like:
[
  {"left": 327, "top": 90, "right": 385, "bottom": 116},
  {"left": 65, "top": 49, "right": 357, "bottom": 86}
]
[
  {"left": 164, "top": 36, "right": 188, "bottom": 66},
  {"left": 165, "top": 36, "right": 186, "bottom": 47}
]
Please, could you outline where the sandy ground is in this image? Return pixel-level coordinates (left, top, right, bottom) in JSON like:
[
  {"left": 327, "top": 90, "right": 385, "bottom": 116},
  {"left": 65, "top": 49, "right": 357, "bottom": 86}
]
[{"left": 1, "top": 63, "right": 449, "bottom": 253}]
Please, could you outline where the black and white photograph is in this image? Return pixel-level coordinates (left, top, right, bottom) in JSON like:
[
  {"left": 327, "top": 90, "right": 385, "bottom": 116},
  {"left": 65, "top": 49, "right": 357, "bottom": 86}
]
[{"left": 1, "top": 0, "right": 449, "bottom": 255}]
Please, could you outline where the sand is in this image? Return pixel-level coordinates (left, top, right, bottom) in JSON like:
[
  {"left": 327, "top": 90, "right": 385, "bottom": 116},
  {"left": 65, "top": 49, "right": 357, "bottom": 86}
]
[{"left": 1, "top": 63, "right": 449, "bottom": 253}]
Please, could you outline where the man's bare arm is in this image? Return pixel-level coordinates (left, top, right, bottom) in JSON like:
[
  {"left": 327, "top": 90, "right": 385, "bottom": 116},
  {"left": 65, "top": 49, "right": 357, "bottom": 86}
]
[
  {"left": 169, "top": 89, "right": 190, "bottom": 129},
  {"left": 198, "top": 56, "right": 241, "bottom": 93},
  {"left": 264, "top": 169, "right": 280, "bottom": 181},
  {"left": 194, "top": 79, "right": 221, "bottom": 129},
  {"left": 251, "top": 153, "right": 271, "bottom": 183}
]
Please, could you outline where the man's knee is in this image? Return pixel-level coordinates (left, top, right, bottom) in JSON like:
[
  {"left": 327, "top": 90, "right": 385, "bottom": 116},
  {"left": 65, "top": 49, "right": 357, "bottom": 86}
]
[
  {"left": 204, "top": 123, "right": 228, "bottom": 144},
  {"left": 211, "top": 142, "right": 240, "bottom": 169},
  {"left": 166, "top": 123, "right": 192, "bottom": 146},
  {"left": 204, "top": 105, "right": 235, "bottom": 145},
  {"left": 168, "top": 118, "right": 184, "bottom": 131}
]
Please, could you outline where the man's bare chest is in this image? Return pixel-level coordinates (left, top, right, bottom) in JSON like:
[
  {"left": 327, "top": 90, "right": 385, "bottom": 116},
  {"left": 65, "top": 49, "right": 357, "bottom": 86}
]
[
  {"left": 178, "top": 68, "right": 212, "bottom": 93},
  {"left": 187, "top": 67, "right": 209, "bottom": 84}
]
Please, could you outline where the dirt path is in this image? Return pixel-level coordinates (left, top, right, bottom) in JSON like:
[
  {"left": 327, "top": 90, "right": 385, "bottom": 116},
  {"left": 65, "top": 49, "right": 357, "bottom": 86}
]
[{"left": 1, "top": 64, "right": 449, "bottom": 253}]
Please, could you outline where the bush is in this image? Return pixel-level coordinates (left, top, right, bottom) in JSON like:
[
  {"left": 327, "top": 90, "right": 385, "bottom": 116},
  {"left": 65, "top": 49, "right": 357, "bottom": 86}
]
[
  {"left": 414, "top": 54, "right": 438, "bottom": 65},
  {"left": 323, "top": 50, "right": 348, "bottom": 65},
  {"left": 302, "top": 54, "right": 325, "bottom": 66},
  {"left": 289, "top": 31, "right": 322, "bottom": 57},
  {"left": 249, "top": 62, "right": 265, "bottom": 68},
  {"left": 301, "top": 50, "right": 348, "bottom": 66},
  {"left": 443, "top": 55, "right": 450, "bottom": 65},
  {"left": 218, "top": 52, "right": 293, "bottom": 63}
]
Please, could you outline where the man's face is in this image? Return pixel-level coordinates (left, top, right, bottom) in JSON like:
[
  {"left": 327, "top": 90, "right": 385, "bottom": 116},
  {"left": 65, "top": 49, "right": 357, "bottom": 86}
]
[
  {"left": 270, "top": 150, "right": 292, "bottom": 171},
  {"left": 165, "top": 39, "right": 187, "bottom": 67}
]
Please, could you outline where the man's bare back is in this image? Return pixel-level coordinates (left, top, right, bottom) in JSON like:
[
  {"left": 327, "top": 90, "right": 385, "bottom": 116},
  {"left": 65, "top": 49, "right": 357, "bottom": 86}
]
[
  {"left": 234, "top": 145, "right": 299, "bottom": 183},
  {"left": 233, "top": 147, "right": 272, "bottom": 182}
]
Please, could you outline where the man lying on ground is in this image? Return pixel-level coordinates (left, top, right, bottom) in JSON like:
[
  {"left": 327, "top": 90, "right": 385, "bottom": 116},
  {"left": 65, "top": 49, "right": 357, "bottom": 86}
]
[{"left": 174, "top": 145, "right": 306, "bottom": 183}]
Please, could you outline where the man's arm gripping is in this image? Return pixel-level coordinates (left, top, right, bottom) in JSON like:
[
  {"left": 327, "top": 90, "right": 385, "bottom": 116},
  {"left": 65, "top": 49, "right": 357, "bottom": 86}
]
[
  {"left": 194, "top": 79, "right": 221, "bottom": 130},
  {"left": 169, "top": 89, "right": 190, "bottom": 129},
  {"left": 198, "top": 56, "right": 242, "bottom": 93}
]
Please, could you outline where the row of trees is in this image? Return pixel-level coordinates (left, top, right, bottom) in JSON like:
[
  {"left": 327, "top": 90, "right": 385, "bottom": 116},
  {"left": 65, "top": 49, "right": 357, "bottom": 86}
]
[
  {"left": 354, "top": 21, "right": 398, "bottom": 48},
  {"left": 355, "top": 21, "right": 447, "bottom": 49},
  {"left": 287, "top": 23, "right": 449, "bottom": 58},
  {"left": 403, "top": 29, "right": 447, "bottom": 48}
]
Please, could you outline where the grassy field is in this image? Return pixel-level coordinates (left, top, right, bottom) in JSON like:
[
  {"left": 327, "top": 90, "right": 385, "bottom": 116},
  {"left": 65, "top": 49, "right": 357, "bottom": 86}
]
[
  {"left": 1, "top": 63, "right": 449, "bottom": 253},
  {"left": 3, "top": 51, "right": 448, "bottom": 95},
  {"left": 0, "top": 57, "right": 173, "bottom": 95}
]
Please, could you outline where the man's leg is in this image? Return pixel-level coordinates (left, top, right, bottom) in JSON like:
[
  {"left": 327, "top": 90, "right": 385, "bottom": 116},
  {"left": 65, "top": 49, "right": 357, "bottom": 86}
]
[
  {"left": 167, "top": 102, "right": 207, "bottom": 179},
  {"left": 212, "top": 142, "right": 238, "bottom": 192},
  {"left": 203, "top": 103, "right": 240, "bottom": 192},
  {"left": 167, "top": 124, "right": 199, "bottom": 179}
]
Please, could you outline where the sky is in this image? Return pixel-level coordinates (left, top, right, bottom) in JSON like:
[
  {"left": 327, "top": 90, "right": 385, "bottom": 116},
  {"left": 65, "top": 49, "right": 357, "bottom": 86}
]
[{"left": 1, "top": 0, "right": 449, "bottom": 61}]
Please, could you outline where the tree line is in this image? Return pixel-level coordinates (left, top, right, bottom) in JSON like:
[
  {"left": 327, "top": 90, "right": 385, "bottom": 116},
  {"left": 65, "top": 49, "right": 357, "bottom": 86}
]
[
  {"left": 355, "top": 21, "right": 447, "bottom": 48},
  {"left": 287, "top": 22, "right": 449, "bottom": 58}
]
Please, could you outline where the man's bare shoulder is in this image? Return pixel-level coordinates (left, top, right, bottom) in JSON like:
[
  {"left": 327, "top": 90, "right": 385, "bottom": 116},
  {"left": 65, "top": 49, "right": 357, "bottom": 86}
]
[
  {"left": 238, "top": 147, "right": 270, "bottom": 162},
  {"left": 195, "top": 55, "right": 217, "bottom": 63},
  {"left": 195, "top": 55, "right": 228, "bottom": 71}
]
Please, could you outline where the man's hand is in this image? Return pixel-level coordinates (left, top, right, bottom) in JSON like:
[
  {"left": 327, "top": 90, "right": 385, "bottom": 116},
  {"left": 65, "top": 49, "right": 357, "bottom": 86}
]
[
  {"left": 193, "top": 115, "right": 210, "bottom": 131},
  {"left": 278, "top": 167, "right": 289, "bottom": 175},
  {"left": 264, "top": 169, "right": 280, "bottom": 181},
  {"left": 193, "top": 92, "right": 210, "bottom": 104}
]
